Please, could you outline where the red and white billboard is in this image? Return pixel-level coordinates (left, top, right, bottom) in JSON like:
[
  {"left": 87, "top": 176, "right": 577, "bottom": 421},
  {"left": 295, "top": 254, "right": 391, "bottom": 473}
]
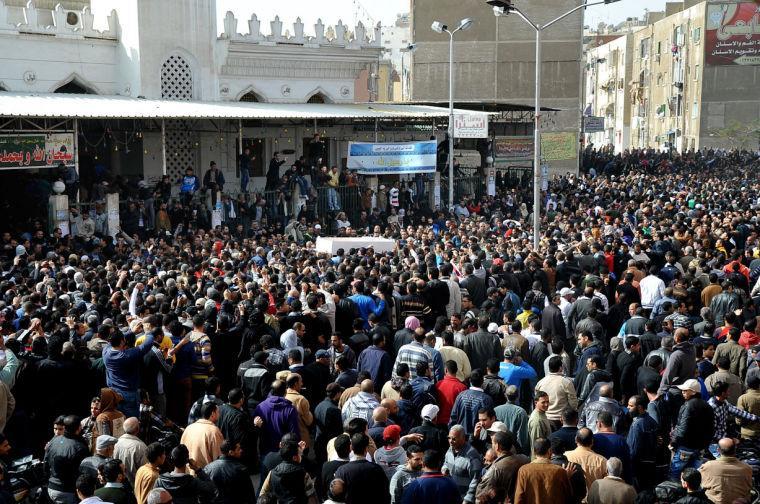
[{"left": 706, "top": 3, "right": 760, "bottom": 65}]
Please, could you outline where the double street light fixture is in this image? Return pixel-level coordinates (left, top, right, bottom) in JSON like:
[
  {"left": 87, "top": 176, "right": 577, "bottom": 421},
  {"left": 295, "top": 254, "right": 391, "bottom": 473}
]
[
  {"left": 487, "top": 0, "right": 622, "bottom": 249},
  {"left": 431, "top": 17, "right": 474, "bottom": 209}
]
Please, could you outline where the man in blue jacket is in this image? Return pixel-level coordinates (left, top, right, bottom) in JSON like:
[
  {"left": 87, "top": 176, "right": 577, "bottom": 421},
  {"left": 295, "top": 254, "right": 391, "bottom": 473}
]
[
  {"left": 357, "top": 333, "right": 393, "bottom": 393},
  {"left": 349, "top": 280, "right": 386, "bottom": 329},
  {"left": 102, "top": 328, "right": 154, "bottom": 418},
  {"left": 401, "top": 449, "right": 461, "bottom": 504},
  {"left": 573, "top": 330, "right": 603, "bottom": 392}
]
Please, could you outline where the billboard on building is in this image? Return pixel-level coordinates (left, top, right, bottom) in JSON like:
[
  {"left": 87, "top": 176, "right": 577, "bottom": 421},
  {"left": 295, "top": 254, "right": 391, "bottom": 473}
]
[
  {"left": 540, "top": 132, "right": 577, "bottom": 162},
  {"left": 494, "top": 133, "right": 577, "bottom": 164},
  {"left": 453, "top": 114, "right": 488, "bottom": 138},
  {"left": 347, "top": 141, "right": 437, "bottom": 175},
  {"left": 494, "top": 136, "right": 533, "bottom": 162},
  {"left": 0, "top": 133, "right": 74, "bottom": 169},
  {"left": 706, "top": 3, "right": 760, "bottom": 65},
  {"left": 584, "top": 116, "right": 605, "bottom": 133}
]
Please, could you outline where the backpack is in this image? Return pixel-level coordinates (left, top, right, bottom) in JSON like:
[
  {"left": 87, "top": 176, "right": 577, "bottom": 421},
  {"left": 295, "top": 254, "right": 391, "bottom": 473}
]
[
  {"left": 654, "top": 480, "right": 685, "bottom": 503},
  {"left": 411, "top": 380, "right": 437, "bottom": 417},
  {"left": 501, "top": 291, "right": 520, "bottom": 319},
  {"left": 660, "top": 264, "right": 679, "bottom": 284},
  {"left": 482, "top": 375, "right": 507, "bottom": 406},
  {"left": 525, "top": 290, "right": 546, "bottom": 312}
]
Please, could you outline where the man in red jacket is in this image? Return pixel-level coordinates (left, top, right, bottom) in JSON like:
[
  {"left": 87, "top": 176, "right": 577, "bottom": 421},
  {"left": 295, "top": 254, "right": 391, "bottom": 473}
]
[{"left": 434, "top": 361, "right": 467, "bottom": 426}]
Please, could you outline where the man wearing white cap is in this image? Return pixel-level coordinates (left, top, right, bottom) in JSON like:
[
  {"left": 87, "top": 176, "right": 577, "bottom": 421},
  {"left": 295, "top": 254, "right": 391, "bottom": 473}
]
[
  {"left": 408, "top": 404, "right": 447, "bottom": 454},
  {"left": 559, "top": 287, "right": 575, "bottom": 328},
  {"left": 670, "top": 378, "right": 714, "bottom": 481}
]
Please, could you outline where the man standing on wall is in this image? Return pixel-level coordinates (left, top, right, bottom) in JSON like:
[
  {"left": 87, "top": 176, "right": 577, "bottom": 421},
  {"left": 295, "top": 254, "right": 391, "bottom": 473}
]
[{"left": 240, "top": 147, "right": 255, "bottom": 194}]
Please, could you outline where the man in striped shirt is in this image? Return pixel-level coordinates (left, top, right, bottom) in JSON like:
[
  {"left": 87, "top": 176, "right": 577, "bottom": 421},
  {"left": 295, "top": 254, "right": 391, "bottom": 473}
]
[
  {"left": 394, "top": 330, "right": 432, "bottom": 379},
  {"left": 188, "top": 314, "right": 213, "bottom": 399},
  {"left": 341, "top": 379, "right": 380, "bottom": 423}
]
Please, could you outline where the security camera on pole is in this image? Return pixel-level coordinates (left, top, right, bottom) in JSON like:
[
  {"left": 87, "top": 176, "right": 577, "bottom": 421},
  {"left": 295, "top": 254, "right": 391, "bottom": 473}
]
[
  {"left": 487, "top": 0, "right": 622, "bottom": 249},
  {"left": 431, "top": 17, "right": 474, "bottom": 210}
]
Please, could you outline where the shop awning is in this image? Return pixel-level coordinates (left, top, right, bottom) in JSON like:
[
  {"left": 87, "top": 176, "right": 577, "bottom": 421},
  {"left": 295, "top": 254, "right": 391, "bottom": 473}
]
[{"left": 0, "top": 92, "right": 493, "bottom": 121}]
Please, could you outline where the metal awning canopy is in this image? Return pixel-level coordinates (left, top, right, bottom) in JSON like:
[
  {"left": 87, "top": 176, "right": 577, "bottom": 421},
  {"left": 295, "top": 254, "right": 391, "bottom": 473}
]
[
  {"left": 0, "top": 92, "right": 493, "bottom": 120},
  {"left": 403, "top": 100, "right": 560, "bottom": 113}
]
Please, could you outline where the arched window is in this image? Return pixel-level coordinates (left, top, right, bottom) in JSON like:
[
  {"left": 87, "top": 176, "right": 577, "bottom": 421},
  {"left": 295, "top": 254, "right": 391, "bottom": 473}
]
[
  {"left": 161, "top": 54, "right": 193, "bottom": 101},
  {"left": 307, "top": 93, "right": 326, "bottom": 104},
  {"left": 239, "top": 91, "right": 261, "bottom": 103}
]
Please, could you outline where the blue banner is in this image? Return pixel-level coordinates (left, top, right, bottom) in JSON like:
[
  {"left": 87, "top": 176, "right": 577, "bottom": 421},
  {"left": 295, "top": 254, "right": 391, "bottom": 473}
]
[{"left": 347, "top": 141, "right": 437, "bottom": 175}]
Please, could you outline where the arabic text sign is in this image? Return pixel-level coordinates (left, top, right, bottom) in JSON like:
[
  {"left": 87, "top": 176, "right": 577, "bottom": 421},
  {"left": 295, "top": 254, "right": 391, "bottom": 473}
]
[
  {"left": 706, "top": 3, "right": 760, "bottom": 66},
  {"left": 0, "top": 133, "right": 74, "bottom": 169},
  {"left": 540, "top": 132, "right": 577, "bottom": 162},
  {"left": 453, "top": 114, "right": 488, "bottom": 138},
  {"left": 493, "top": 136, "right": 533, "bottom": 162},
  {"left": 347, "top": 141, "right": 437, "bottom": 175},
  {"left": 584, "top": 116, "right": 605, "bottom": 133}
]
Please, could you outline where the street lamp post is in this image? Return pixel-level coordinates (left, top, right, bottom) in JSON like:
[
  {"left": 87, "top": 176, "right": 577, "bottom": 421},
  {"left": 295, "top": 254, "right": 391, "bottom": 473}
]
[
  {"left": 489, "top": 0, "right": 621, "bottom": 250},
  {"left": 432, "top": 18, "right": 474, "bottom": 209},
  {"left": 400, "top": 43, "right": 417, "bottom": 101}
]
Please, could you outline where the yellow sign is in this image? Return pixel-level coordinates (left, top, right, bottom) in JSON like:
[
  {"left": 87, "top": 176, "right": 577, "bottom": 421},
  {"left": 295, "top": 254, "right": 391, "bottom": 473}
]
[{"left": 540, "top": 132, "right": 576, "bottom": 161}]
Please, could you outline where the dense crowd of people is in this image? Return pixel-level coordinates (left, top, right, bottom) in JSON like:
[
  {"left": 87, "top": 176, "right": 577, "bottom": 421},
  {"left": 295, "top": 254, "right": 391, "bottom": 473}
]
[{"left": 0, "top": 147, "right": 758, "bottom": 504}]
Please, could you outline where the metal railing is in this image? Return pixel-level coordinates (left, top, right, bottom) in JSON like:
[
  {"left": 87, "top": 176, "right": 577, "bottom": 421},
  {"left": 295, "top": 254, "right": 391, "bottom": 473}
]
[
  {"left": 63, "top": 177, "right": 495, "bottom": 232},
  {"left": 256, "top": 184, "right": 366, "bottom": 233},
  {"left": 439, "top": 175, "right": 485, "bottom": 207},
  {"left": 70, "top": 200, "right": 129, "bottom": 215}
]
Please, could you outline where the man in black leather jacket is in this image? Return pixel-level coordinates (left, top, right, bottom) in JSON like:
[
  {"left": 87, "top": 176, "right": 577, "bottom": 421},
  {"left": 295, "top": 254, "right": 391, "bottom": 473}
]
[
  {"left": 463, "top": 314, "right": 502, "bottom": 372},
  {"left": 201, "top": 440, "right": 254, "bottom": 504},
  {"left": 669, "top": 379, "right": 715, "bottom": 481},
  {"left": 44, "top": 415, "right": 89, "bottom": 503},
  {"left": 237, "top": 351, "right": 273, "bottom": 415}
]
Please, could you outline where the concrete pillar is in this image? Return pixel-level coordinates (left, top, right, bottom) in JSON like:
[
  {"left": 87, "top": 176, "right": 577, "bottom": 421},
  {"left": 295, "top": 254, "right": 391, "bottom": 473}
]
[
  {"left": 212, "top": 191, "right": 223, "bottom": 228},
  {"left": 429, "top": 172, "right": 441, "bottom": 210},
  {"left": 487, "top": 167, "right": 496, "bottom": 197},
  {"left": 49, "top": 194, "right": 70, "bottom": 236},
  {"left": 106, "top": 193, "right": 120, "bottom": 238},
  {"left": 367, "top": 176, "right": 378, "bottom": 209}
]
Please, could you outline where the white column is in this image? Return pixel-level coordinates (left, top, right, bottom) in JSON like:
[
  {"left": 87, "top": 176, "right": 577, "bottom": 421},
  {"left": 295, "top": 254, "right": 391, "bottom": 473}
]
[
  {"left": 106, "top": 192, "right": 120, "bottom": 237},
  {"left": 49, "top": 194, "right": 69, "bottom": 236}
]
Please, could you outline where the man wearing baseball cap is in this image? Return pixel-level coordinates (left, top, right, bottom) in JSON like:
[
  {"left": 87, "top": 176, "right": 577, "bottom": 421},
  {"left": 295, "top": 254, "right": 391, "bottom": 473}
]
[
  {"left": 79, "top": 434, "right": 117, "bottom": 479},
  {"left": 670, "top": 379, "right": 714, "bottom": 481},
  {"left": 408, "top": 404, "right": 447, "bottom": 454},
  {"left": 374, "top": 425, "right": 406, "bottom": 479}
]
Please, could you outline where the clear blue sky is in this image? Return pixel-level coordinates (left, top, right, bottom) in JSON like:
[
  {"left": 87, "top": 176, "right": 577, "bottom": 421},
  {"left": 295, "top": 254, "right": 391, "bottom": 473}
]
[{"left": 585, "top": 0, "right": 670, "bottom": 27}]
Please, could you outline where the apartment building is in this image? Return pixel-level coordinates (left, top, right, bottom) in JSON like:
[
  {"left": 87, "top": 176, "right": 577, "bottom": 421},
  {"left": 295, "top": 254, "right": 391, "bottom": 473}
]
[
  {"left": 584, "top": 33, "right": 635, "bottom": 152},
  {"left": 587, "top": 1, "right": 760, "bottom": 152}
]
